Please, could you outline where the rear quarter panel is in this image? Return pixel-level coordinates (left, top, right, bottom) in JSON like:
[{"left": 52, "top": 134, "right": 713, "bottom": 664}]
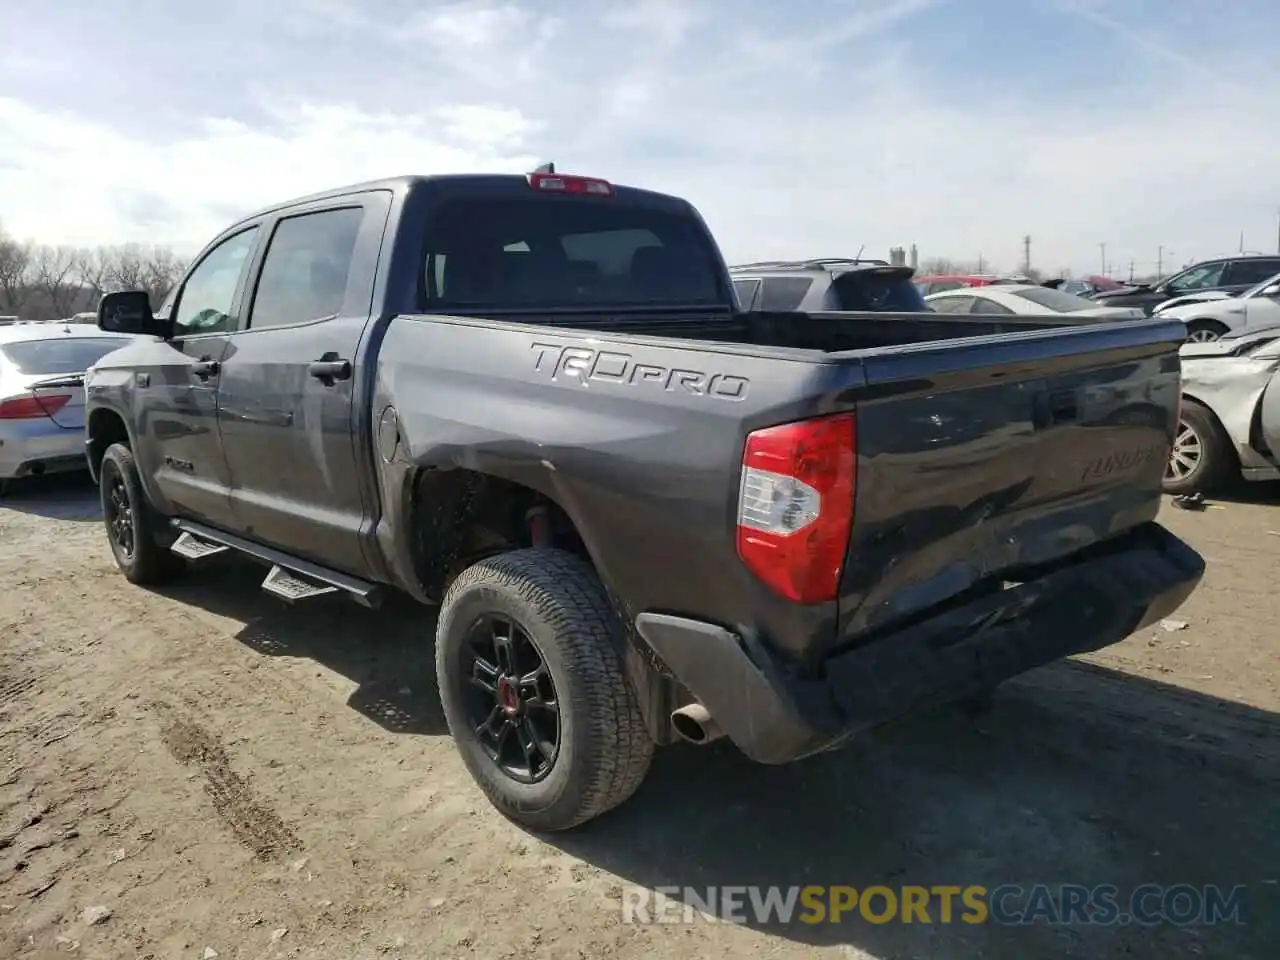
[{"left": 372, "top": 314, "right": 867, "bottom": 660}]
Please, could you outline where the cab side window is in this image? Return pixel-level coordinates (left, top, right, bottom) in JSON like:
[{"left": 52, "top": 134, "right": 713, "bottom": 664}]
[
  {"left": 171, "top": 227, "right": 260, "bottom": 337},
  {"left": 248, "top": 207, "right": 365, "bottom": 330}
]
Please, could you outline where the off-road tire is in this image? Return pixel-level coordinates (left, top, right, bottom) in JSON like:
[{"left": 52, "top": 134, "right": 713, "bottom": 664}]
[
  {"left": 99, "top": 442, "right": 185, "bottom": 585},
  {"left": 436, "top": 548, "right": 654, "bottom": 832}
]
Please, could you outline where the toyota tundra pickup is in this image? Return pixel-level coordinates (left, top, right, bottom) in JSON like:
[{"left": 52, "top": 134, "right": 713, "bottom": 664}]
[{"left": 85, "top": 169, "right": 1204, "bottom": 831}]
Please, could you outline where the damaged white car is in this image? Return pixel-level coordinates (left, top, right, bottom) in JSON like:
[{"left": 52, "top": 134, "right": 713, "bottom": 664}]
[
  {"left": 1165, "top": 324, "right": 1280, "bottom": 495},
  {"left": 1157, "top": 272, "right": 1280, "bottom": 343}
]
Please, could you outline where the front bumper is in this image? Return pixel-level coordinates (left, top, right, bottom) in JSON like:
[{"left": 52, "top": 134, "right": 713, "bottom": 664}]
[{"left": 635, "top": 522, "right": 1204, "bottom": 764}]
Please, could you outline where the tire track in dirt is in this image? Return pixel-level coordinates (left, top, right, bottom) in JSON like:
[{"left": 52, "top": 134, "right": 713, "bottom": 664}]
[{"left": 153, "top": 702, "right": 302, "bottom": 861}]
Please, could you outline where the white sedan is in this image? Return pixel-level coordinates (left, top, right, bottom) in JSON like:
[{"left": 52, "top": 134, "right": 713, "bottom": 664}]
[
  {"left": 924, "top": 284, "right": 1145, "bottom": 320},
  {"left": 0, "top": 324, "right": 138, "bottom": 490},
  {"left": 1155, "top": 272, "right": 1280, "bottom": 343}
]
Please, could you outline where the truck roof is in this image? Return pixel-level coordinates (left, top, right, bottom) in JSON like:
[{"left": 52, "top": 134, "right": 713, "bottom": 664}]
[{"left": 232, "top": 172, "right": 693, "bottom": 232}]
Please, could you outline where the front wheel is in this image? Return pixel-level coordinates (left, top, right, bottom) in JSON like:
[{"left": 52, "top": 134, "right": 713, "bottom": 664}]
[
  {"left": 1184, "top": 320, "right": 1227, "bottom": 343},
  {"left": 99, "top": 443, "right": 185, "bottom": 584},
  {"left": 1162, "top": 401, "right": 1233, "bottom": 496},
  {"left": 435, "top": 548, "right": 654, "bottom": 832}
]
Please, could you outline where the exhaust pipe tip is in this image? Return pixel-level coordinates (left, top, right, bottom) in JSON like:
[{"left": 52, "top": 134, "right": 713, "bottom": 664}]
[{"left": 671, "top": 703, "right": 723, "bottom": 745}]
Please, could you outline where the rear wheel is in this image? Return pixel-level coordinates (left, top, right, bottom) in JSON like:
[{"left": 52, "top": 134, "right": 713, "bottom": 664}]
[
  {"left": 1162, "top": 401, "right": 1233, "bottom": 496},
  {"left": 435, "top": 548, "right": 654, "bottom": 832},
  {"left": 100, "top": 443, "right": 185, "bottom": 584}
]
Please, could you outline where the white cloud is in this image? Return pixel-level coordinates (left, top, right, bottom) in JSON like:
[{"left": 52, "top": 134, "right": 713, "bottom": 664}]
[
  {"left": 0, "top": 97, "right": 538, "bottom": 251},
  {"left": 2, "top": 0, "right": 1279, "bottom": 276}
]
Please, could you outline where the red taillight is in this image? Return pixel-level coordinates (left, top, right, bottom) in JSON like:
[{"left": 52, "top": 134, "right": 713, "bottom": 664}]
[
  {"left": 0, "top": 394, "right": 71, "bottom": 419},
  {"left": 736, "top": 412, "right": 857, "bottom": 604},
  {"left": 527, "top": 172, "right": 614, "bottom": 197}
]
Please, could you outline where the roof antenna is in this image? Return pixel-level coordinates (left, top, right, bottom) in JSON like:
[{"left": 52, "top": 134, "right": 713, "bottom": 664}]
[
  {"left": 531, "top": 162, "right": 555, "bottom": 174},
  {"left": 854, "top": 244, "right": 865, "bottom": 261}
]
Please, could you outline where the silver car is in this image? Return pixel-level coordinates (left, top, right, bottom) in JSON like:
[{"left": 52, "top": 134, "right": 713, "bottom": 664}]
[{"left": 0, "top": 325, "right": 138, "bottom": 487}]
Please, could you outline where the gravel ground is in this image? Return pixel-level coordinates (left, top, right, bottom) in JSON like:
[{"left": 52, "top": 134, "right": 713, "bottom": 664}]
[{"left": 1, "top": 473, "right": 1277, "bottom": 960}]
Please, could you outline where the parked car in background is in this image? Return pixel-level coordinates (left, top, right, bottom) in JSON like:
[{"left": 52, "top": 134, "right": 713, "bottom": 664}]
[
  {"left": 913, "top": 274, "right": 1010, "bottom": 296},
  {"left": 924, "top": 284, "right": 1145, "bottom": 320},
  {"left": 1091, "top": 255, "right": 1280, "bottom": 317},
  {"left": 1043, "top": 276, "right": 1125, "bottom": 298},
  {"left": 0, "top": 324, "right": 137, "bottom": 490},
  {"left": 729, "top": 258, "right": 928, "bottom": 312},
  {"left": 1155, "top": 271, "right": 1280, "bottom": 343},
  {"left": 1164, "top": 324, "right": 1280, "bottom": 495}
]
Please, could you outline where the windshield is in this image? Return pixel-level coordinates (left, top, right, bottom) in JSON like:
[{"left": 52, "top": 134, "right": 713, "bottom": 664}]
[
  {"left": 423, "top": 196, "right": 727, "bottom": 309},
  {"left": 0, "top": 337, "right": 133, "bottom": 375},
  {"left": 1008, "top": 286, "right": 1096, "bottom": 313}
]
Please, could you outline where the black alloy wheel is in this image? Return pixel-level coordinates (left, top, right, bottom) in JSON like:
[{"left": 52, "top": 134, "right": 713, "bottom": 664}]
[{"left": 461, "top": 614, "right": 560, "bottom": 784}]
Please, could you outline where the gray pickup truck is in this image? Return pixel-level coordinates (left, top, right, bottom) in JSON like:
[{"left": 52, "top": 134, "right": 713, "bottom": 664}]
[{"left": 85, "top": 168, "right": 1204, "bottom": 831}]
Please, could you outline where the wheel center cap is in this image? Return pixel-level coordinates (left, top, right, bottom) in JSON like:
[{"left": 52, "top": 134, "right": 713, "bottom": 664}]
[{"left": 497, "top": 677, "right": 519, "bottom": 715}]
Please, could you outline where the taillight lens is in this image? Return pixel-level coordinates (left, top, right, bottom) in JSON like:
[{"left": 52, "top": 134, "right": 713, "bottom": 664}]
[
  {"left": 527, "top": 172, "right": 614, "bottom": 196},
  {"left": 736, "top": 412, "right": 857, "bottom": 604},
  {"left": 0, "top": 394, "right": 71, "bottom": 419}
]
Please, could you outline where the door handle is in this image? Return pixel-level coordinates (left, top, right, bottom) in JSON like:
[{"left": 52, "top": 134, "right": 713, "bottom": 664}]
[
  {"left": 192, "top": 358, "right": 220, "bottom": 379},
  {"left": 308, "top": 356, "right": 351, "bottom": 384}
]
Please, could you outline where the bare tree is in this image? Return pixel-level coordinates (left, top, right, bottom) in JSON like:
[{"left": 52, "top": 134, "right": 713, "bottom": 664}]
[
  {"left": 31, "top": 244, "right": 80, "bottom": 319},
  {"left": 0, "top": 227, "right": 32, "bottom": 314},
  {"left": 144, "top": 247, "right": 186, "bottom": 306},
  {"left": 103, "top": 243, "right": 150, "bottom": 291},
  {"left": 919, "top": 257, "right": 988, "bottom": 276},
  {"left": 71, "top": 246, "right": 112, "bottom": 307}
]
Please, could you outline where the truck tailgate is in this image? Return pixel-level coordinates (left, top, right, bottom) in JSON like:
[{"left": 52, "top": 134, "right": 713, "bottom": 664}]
[{"left": 837, "top": 318, "right": 1187, "bottom": 639}]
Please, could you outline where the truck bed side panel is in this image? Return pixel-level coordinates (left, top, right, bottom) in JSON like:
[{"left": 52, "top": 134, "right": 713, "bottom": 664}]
[{"left": 371, "top": 314, "right": 867, "bottom": 658}]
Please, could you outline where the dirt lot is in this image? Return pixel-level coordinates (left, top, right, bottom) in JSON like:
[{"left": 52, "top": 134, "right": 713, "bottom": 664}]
[{"left": 1, "top": 476, "right": 1277, "bottom": 960}]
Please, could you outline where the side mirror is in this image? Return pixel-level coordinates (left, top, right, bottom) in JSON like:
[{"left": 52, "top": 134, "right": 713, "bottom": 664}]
[
  {"left": 1262, "top": 284, "right": 1280, "bottom": 297},
  {"left": 97, "top": 290, "right": 170, "bottom": 337}
]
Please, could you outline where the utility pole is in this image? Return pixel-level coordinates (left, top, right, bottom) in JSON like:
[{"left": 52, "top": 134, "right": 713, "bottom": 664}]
[
  {"left": 977, "top": 252, "right": 985, "bottom": 274},
  {"left": 1022, "top": 235, "right": 1032, "bottom": 275},
  {"left": 1099, "top": 242, "right": 1107, "bottom": 277},
  {"left": 1128, "top": 259, "right": 1135, "bottom": 282},
  {"left": 1275, "top": 207, "right": 1279, "bottom": 255},
  {"left": 1157, "top": 245, "right": 1163, "bottom": 281}
]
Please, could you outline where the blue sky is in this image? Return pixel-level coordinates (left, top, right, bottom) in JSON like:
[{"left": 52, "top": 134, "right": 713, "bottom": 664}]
[{"left": 2, "top": 0, "right": 1278, "bottom": 276}]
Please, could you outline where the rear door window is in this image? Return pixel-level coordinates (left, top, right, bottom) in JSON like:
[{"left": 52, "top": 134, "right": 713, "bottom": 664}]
[
  {"left": 969, "top": 296, "right": 1015, "bottom": 315},
  {"left": 928, "top": 295, "right": 976, "bottom": 314},
  {"left": 1225, "top": 259, "right": 1280, "bottom": 286},
  {"left": 732, "top": 278, "right": 761, "bottom": 310},
  {"left": 248, "top": 207, "right": 365, "bottom": 330},
  {"left": 424, "top": 195, "right": 725, "bottom": 308},
  {"left": 758, "top": 277, "right": 813, "bottom": 310}
]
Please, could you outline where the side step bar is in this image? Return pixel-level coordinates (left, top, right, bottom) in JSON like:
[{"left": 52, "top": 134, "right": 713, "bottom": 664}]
[
  {"left": 171, "top": 531, "right": 229, "bottom": 561},
  {"left": 169, "top": 519, "right": 383, "bottom": 609}
]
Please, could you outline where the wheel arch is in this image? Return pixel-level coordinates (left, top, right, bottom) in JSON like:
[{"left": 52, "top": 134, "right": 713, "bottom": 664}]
[
  {"left": 397, "top": 463, "right": 677, "bottom": 745},
  {"left": 86, "top": 407, "right": 132, "bottom": 483}
]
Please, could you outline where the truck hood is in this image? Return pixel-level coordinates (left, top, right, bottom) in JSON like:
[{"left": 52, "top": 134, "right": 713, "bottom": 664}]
[
  {"left": 1153, "top": 291, "right": 1232, "bottom": 314},
  {"left": 1158, "top": 298, "right": 1246, "bottom": 322}
]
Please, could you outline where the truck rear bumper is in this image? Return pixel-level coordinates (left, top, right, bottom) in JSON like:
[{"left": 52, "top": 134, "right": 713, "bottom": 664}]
[{"left": 634, "top": 522, "right": 1204, "bottom": 765}]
